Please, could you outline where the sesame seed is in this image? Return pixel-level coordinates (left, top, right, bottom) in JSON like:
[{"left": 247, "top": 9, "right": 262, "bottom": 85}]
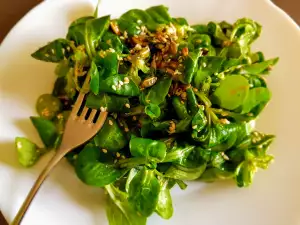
[
  {"left": 220, "top": 118, "right": 230, "bottom": 124},
  {"left": 108, "top": 120, "right": 113, "bottom": 126},
  {"left": 39, "top": 98, "right": 44, "bottom": 103},
  {"left": 45, "top": 53, "right": 50, "bottom": 57},
  {"left": 180, "top": 100, "right": 184, "bottom": 104},
  {"left": 109, "top": 48, "right": 115, "bottom": 53},
  {"left": 51, "top": 49, "right": 55, "bottom": 54},
  {"left": 114, "top": 159, "right": 118, "bottom": 163},
  {"left": 136, "top": 26, "right": 140, "bottom": 30},
  {"left": 120, "top": 36, "right": 125, "bottom": 40},
  {"left": 198, "top": 105, "right": 205, "bottom": 110},
  {"left": 125, "top": 103, "right": 130, "bottom": 108},
  {"left": 193, "top": 88, "right": 198, "bottom": 92},
  {"left": 202, "top": 62, "right": 207, "bottom": 68},
  {"left": 73, "top": 155, "right": 78, "bottom": 160},
  {"left": 67, "top": 46, "right": 71, "bottom": 51},
  {"left": 100, "top": 107, "right": 107, "bottom": 112},
  {"left": 121, "top": 155, "right": 126, "bottom": 159},
  {"left": 133, "top": 116, "right": 137, "bottom": 121},
  {"left": 102, "top": 149, "right": 108, "bottom": 153},
  {"left": 116, "top": 152, "right": 121, "bottom": 158},
  {"left": 119, "top": 122, "right": 124, "bottom": 127},
  {"left": 17, "top": 142, "right": 22, "bottom": 149},
  {"left": 192, "top": 125, "right": 198, "bottom": 129},
  {"left": 124, "top": 77, "right": 130, "bottom": 84},
  {"left": 119, "top": 80, "right": 124, "bottom": 85},
  {"left": 124, "top": 127, "right": 129, "bottom": 132},
  {"left": 112, "top": 85, "right": 117, "bottom": 90}
]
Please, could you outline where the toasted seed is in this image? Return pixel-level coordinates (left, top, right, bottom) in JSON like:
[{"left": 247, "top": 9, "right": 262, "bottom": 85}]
[
  {"left": 182, "top": 47, "right": 189, "bottom": 56},
  {"left": 116, "top": 152, "right": 121, "bottom": 158},
  {"left": 180, "top": 92, "right": 187, "bottom": 99},
  {"left": 102, "top": 149, "right": 108, "bottom": 153},
  {"left": 108, "top": 120, "right": 113, "bottom": 126},
  {"left": 133, "top": 116, "right": 137, "bottom": 121},
  {"left": 140, "top": 77, "right": 158, "bottom": 88},
  {"left": 124, "top": 77, "right": 130, "bottom": 84},
  {"left": 124, "top": 127, "right": 129, "bottom": 132},
  {"left": 192, "top": 125, "right": 198, "bottom": 129},
  {"left": 125, "top": 103, "right": 130, "bottom": 109},
  {"left": 220, "top": 118, "right": 230, "bottom": 124},
  {"left": 110, "top": 21, "right": 120, "bottom": 35},
  {"left": 121, "top": 155, "right": 126, "bottom": 159},
  {"left": 170, "top": 41, "right": 178, "bottom": 54},
  {"left": 112, "top": 85, "right": 117, "bottom": 90}
]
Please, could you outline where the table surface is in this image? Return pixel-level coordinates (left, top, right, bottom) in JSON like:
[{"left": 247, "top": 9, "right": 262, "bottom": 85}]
[{"left": 0, "top": 0, "right": 299, "bottom": 224}]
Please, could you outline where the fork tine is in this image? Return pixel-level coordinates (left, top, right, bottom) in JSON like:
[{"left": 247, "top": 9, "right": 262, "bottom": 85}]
[
  {"left": 70, "top": 93, "right": 85, "bottom": 118},
  {"left": 87, "top": 109, "right": 97, "bottom": 123},
  {"left": 94, "top": 112, "right": 108, "bottom": 129},
  {"left": 79, "top": 106, "right": 89, "bottom": 120}
]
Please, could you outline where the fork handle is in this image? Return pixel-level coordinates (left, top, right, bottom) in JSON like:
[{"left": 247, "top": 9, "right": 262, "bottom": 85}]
[{"left": 11, "top": 151, "right": 65, "bottom": 225}]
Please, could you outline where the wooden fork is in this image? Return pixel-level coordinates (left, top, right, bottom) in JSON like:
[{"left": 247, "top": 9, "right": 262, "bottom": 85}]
[{"left": 11, "top": 92, "right": 108, "bottom": 225}]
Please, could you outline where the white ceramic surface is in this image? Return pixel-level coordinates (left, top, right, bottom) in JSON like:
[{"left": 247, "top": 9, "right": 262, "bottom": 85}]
[{"left": 1, "top": 0, "right": 300, "bottom": 224}]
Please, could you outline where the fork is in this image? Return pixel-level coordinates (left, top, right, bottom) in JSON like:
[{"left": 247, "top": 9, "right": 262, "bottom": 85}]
[{"left": 11, "top": 92, "right": 108, "bottom": 225}]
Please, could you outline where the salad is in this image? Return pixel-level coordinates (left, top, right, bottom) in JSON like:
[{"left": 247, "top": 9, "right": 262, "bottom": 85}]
[{"left": 15, "top": 4, "right": 278, "bottom": 225}]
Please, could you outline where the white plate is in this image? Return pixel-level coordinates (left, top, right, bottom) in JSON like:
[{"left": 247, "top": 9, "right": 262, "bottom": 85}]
[{"left": 1, "top": 0, "right": 300, "bottom": 224}]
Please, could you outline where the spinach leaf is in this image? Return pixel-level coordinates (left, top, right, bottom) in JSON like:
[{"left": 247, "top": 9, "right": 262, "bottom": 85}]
[
  {"left": 89, "top": 61, "right": 100, "bottom": 95},
  {"left": 94, "top": 116, "right": 128, "bottom": 152},
  {"left": 145, "top": 104, "right": 161, "bottom": 119},
  {"left": 155, "top": 178, "right": 173, "bottom": 219},
  {"left": 67, "top": 16, "right": 94, "bottom": 45},
  {"left": 235, "top": 161, "right": 256, "bottom": 187},
  {"left": 191, "top": 109, "right": 207, "bottom": 133},
  {"left": 86, "top": 93, "right": 130, "bottom": 113},
  {"left": 183, "top": 51, "right": 200, "bottom": 84},
  {"left": 240, "top": 87, "right": 271, "bottom": 114},
  {"left": 212, "top": 75, "right": 250, "bottom": 110},
  {"left": 144, "top": 77, "right": 172, "bottom": 105},
  {"left": 36, "top": 94, "right": 62, "bottom": 120},
  {"left": 85, "top": 15, "right": 111, "bottom": 56},
  {"left": 31, "top": 39, "right": 70, "bottom": 62},
  {"left": 98, "top": 74, "right": 140, "bottom": 96},
  {"left": 172, "top": 96, "right": 189, "bottom": 120},
  {"left": 105, "top": 184, "right": 147, "bottom": 225},
  {"left": 128, "top": 167, "right": 160, "bottom": 217},
  {"left": 200, "top": 167, "right": 234, "bottom": 182},
  {"left": 164, "top": 163, "right": 206, "bottom": 180},
  {"left": 75, "top": 145, "right": 126, "bottom": 187},
  {"left": 94, "top": 51, "right": 119, "bottom": 78},
  {"left": 129, "top": 136, "right": 167, "bottom": 162},
  {"left": 30, "top": 116, "right": 58, "bottom": 148},
  {"left": 240, "top": 57, "right": 279, "bottom": 75},
  {"left": 15, "top": 137, "right": 41, "bottom": 167},
  {"left": 146, "top": 5, "right": 172, "bottom": 24}
]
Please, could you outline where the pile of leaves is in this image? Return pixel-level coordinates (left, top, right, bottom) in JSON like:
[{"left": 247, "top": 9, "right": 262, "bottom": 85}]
[{"left": 15, "top": 5, "right": 278, "bottom": 225}]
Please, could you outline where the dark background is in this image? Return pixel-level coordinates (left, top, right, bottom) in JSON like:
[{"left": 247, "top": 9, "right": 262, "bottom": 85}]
[{"left": 0, "top": 0, "right": 298, "bottom": 224}]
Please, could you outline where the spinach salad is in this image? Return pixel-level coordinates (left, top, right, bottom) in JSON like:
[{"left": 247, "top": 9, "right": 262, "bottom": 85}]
[{"left": 15, "top": 5, "right": 278, "bottom": 225}]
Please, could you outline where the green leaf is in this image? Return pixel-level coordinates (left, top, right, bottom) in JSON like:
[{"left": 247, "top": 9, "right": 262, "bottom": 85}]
[
  {"left": 235, "top": 161, "right": 256, "bottom": 187},
  {"left": 89, "top": 61, "right": 100, "bottom": 95},
  {"left": 172, "top": 97, "right": 189, "bottom": 120},
  {"left": 191, "top": 109, "right": 207, "bottom": 133},
  {"left": 36, "top": 94, "right": 62, "bottom": 120},
  {"left": 30, "top": 117, "right": 58, "bottom": 148},
  {"left": 94, "top": 117, "right": 128, "bottom": 152},
  {"left": 75, "top": 145, "right": 126, "bottom": 187},
  {"left": 31, "top": 39, "right": 70, "bottom": 63},
  {"left": 155, "top": 179, "right": 173, "bottom": 219},
  {"left": 67, "top": 16, "right": 94, "bottom": 45},
  {"left": 207, "top": 22, "right": 229, "bottom": 41},
  {"left": 146, "top": 5, "right": 172, "bottom": 24},
  {"left": 105, "top": 184, "right": 147, "bottom": 225},
  {"left": 128, "top": 167, "right": 160, "bottom": 217},
  {"left": 193, "top": 56, "right": 225, "bottom": 88},
  {"left": 55, "top": 60, "right": 70, "bottom": 77},
  {"left": 163, "top": 144, "right": 195, "bottom": 163},
  {"left": 240, "top": 87, "right": 271, "bottom": 114},
  {"left": 129, "top": 137, "right": 167, "bottom": 162},
  {"left": 98, "top": 74, "right": 140, "bottom": 96},
  {"left": 200, "top": 168, "right": 234, "bottom": 182},
  {"left": 240, "top": 57, "right": 279, "bottom": 75},
  {"left": 183, "top": 51, "right": 200, "bottom": 84},
  {"left": 85, "top": 15, "right": 111, "bottom": 57},
  {"left": 164, "top": 163, "right": 206, "bottom": 180},
  {"left": 186, "top": 88, "right": 199, "bottom": 116},
  {"left": 145, "top": 77, "right": 172, "bottom": 105},
  {"left": 100, "top": 31, "right": 124, "bottom": 53},
  {"left": 86, "top": 93, "right": 130, "bottom": 112},
  {"left": 145, "top": 104, "right": 161, "bottom": 119},
  {"left": 212, "top": 75, "right": 250, "bottom": 110},
  {"left": 15, "top": 137, "right": 40, "bottom": 167},
  {"left": 94, "top": 51, "right": 119, "bottom": 78}
]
